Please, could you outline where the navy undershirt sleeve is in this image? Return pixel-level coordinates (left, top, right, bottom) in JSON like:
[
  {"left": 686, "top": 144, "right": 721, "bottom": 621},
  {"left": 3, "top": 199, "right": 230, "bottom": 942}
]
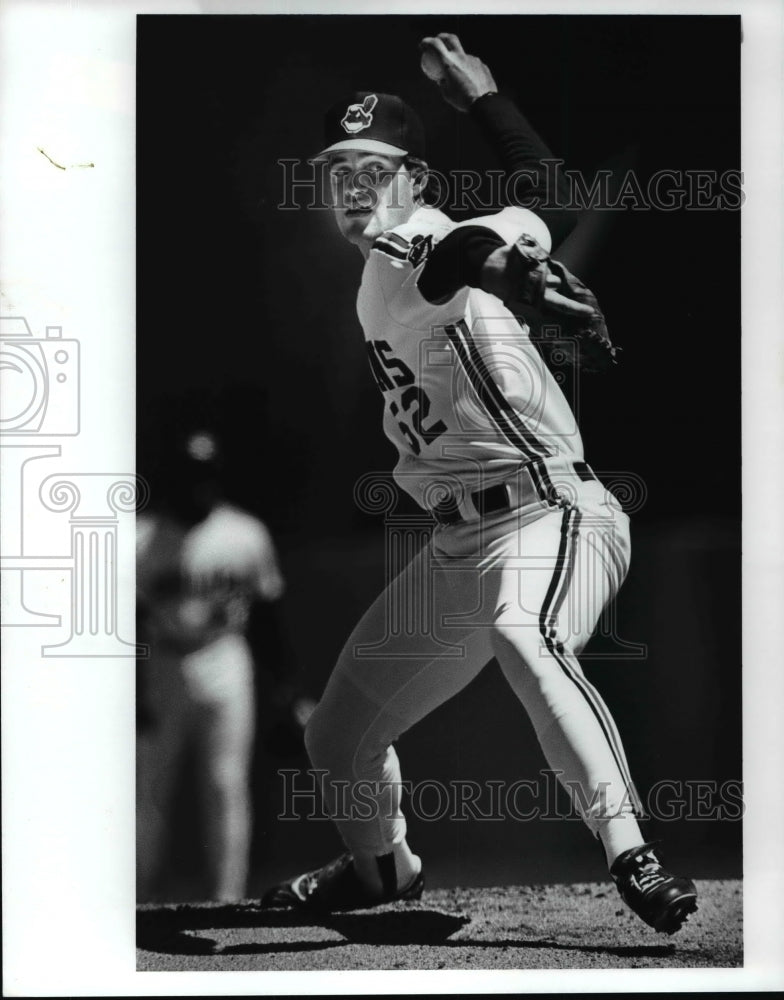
[
  {"left": 417, "top": 226, "right": 505, "bottom": 305},
  {"left": 417, "top": 92, "right": 573, "bottom": 306},
  {"left": 469, "top": 92, "right": 572, "bottom": 226}
]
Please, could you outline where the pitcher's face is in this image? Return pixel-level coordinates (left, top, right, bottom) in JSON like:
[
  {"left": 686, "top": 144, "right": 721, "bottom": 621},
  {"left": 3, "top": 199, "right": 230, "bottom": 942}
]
[{"left": 327, "top": 151, "right": 419, "bottom": 253}]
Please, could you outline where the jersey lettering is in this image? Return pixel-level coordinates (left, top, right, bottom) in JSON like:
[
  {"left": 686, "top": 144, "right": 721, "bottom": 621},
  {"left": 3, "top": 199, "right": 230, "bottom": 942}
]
[
  {"left": 367, "top": 340, "right": 448, "bottom": 455},
  {"left": 365, "top": 341, "right": 396, "bottom": 392},
  {"left": 396, "top": 419, "right": 422, "bottom": 455},
  {"left": 376, "top": 341, "right": 416, "bottom": 387},
  {"left": 400, "top": 386, "right": 448, "bottom": 445}
]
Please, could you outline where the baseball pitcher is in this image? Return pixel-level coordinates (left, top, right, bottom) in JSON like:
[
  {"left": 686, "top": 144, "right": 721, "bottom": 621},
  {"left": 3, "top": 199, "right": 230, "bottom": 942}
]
[{"left": 263, "top": 34, "right": 697, "bottom": 934}]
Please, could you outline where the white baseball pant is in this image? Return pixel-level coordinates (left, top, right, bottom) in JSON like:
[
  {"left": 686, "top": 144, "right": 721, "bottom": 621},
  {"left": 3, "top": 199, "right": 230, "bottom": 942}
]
[{"left": 305, "top": 473, "right": 643, "bottom": 860}]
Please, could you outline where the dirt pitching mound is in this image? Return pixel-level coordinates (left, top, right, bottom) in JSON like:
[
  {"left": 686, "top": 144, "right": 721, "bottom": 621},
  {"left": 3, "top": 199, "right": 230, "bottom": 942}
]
[{"left": 137, "top": 879, "right": 741, "bottom": 971}]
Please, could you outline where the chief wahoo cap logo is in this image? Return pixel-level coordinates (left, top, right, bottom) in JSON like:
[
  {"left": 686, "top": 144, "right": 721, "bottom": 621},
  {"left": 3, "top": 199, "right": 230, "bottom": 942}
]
[{"left": 341, "top": 94, "right": 378, "bottom": 134}]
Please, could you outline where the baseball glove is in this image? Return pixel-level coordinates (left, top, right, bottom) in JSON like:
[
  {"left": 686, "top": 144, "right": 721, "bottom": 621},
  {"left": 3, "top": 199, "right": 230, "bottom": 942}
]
[{"left": 506, "top": 234, "right": 620, "bottom": 374}]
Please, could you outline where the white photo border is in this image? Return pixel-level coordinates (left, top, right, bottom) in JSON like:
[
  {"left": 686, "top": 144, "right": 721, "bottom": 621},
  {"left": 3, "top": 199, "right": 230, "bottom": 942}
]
[{"left": 1, "top": 0, "right": 781, "bottom": 994}]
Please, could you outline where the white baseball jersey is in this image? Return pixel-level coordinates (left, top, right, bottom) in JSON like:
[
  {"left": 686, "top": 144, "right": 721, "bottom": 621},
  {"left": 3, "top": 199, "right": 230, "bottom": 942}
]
[
  {"left": 137, "top": 502, "right": 284, "bottom": 652},
  {"left": 357, "top": 205, "right": 585, "bottom": 510}
]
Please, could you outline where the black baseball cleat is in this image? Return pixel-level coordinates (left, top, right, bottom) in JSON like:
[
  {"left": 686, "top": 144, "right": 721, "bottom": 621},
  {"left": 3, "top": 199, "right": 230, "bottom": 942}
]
[
  {"left": 610, "top": 841, "right": 698, "bottom": 935},
  {"left": 260, "top": 852, "right": 425, "bottom": 912}
]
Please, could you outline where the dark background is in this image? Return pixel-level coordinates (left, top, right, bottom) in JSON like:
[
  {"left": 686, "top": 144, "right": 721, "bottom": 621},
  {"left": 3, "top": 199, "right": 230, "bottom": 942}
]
[{"left": 137, "top": 14, "right": 741, "bottom": 900}]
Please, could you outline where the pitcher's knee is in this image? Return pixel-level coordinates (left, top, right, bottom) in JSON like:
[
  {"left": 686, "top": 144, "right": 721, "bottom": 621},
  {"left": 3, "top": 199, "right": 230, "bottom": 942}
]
[
  {"left": 304, "top": 703, "right": 357, "bottom": 774},
  {"left": 491, "top": 617, "right": 546, "bottom": 667},
  {"left": 491, "top": 617, "right": 579, "bottom": 682}
]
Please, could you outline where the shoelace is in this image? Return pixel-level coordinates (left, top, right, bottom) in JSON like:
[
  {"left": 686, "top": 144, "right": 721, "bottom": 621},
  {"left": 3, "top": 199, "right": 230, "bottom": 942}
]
[
  {"left": 290, "top": 869, "right": 320, "bottom": 900},
  {"left": 298, "top": 853, "right": 352, "bottom": 899},
  {"left": 300, "top": 872, "right": 319, "bottom": 896},
  {"left": 636, "top": 858, "right": 669, "bottom": 892}
]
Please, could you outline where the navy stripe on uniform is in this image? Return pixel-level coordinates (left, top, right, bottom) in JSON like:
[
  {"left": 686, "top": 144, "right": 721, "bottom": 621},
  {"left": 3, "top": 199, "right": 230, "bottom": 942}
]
[
  {"left": 539, "top": 504, "right": 643, "bottom": 817},
  {"left": 445, "top": 320, "right": 551, "bottom": 461},
  {"left": 373, "top": 237, "right": 409, "bottom": 262},
  {"left": 529, "top": 457, "right": 566, "bottom": 507},
  {"left": 382, "top": 231, "right": 411, "bottom": 250}
]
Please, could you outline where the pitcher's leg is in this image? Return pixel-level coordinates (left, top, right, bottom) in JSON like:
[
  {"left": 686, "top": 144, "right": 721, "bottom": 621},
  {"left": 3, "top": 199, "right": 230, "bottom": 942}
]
[
  {"left": 303, "top": 543, "right": 492, "bottom": 890},
  {"left": 490, "top": 501, "right": 644, "bottom": 863}
]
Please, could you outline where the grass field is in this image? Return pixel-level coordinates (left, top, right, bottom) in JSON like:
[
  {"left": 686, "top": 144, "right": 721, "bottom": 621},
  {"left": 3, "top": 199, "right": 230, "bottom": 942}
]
[{"left": 137, "top": 879, "right": 741, "bottom": 971}]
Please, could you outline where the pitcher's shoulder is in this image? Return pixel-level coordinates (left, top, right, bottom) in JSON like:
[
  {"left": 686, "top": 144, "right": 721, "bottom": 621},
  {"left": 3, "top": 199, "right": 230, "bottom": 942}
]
[{"left": 373, "top": 207, "right": 456, "bottom": 266}]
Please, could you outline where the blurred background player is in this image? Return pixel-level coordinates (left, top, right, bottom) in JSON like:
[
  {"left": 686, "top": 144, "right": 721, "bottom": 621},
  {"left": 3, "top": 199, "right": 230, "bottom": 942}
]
[{"left": 136, "top": 424, "right": 312, "bottom": 902}]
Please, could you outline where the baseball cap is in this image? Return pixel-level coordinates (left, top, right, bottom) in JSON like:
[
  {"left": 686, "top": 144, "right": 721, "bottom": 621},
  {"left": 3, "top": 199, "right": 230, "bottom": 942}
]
[{"left": 313, "top": 91, "right": 426, "bottom": 161}]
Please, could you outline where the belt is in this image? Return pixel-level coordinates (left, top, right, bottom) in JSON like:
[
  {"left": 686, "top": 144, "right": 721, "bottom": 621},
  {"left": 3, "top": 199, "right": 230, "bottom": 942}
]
[{"left": 430, "top": 460, "right": 599, "bottom": 526}]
